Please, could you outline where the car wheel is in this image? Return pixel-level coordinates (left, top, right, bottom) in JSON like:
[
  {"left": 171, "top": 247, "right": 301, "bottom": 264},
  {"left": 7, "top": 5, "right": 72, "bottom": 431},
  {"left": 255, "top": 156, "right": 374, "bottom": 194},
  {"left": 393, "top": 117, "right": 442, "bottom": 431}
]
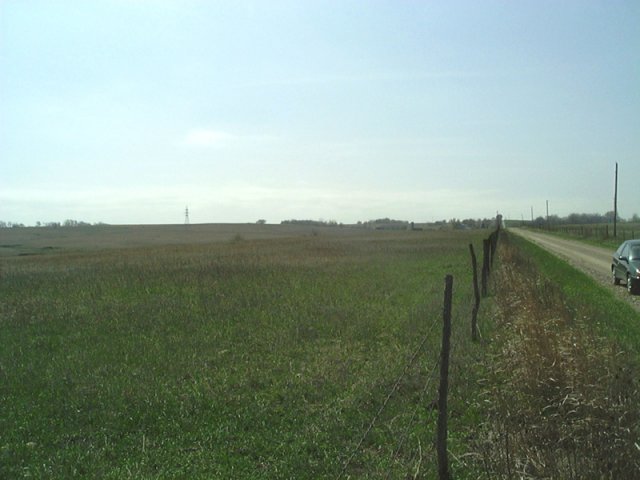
[{"left": 613, "top": 269, "right": 620, "bottom": 285}]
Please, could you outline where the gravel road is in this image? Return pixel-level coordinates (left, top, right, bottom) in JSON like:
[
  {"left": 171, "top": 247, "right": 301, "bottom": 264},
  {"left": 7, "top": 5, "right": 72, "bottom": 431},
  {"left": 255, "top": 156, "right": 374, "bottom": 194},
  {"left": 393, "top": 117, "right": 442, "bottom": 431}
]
[{"left": 510, "top": 228, "right": 640, "bottom": 312}]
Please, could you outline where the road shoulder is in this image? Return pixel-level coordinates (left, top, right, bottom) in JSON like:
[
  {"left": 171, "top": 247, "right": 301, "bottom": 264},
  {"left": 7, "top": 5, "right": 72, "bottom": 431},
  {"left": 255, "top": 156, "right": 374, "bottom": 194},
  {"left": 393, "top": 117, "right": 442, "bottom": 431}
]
[{"left": 509, "top": 228, "right": 640, "bottom": 312}]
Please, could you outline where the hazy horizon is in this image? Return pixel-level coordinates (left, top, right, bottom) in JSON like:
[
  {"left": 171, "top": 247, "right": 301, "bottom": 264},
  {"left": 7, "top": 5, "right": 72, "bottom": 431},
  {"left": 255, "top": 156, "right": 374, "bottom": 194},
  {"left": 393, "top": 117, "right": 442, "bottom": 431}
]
[{"left": 2, "top": 1, "right": 638, "bottom": 226}]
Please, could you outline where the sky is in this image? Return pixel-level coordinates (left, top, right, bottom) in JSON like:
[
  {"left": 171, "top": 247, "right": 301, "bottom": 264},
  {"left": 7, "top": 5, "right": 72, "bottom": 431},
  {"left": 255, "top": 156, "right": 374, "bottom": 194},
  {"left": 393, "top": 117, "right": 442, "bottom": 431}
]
[{"left": 1, "top": 0, "right": 638, "bottom": 225}]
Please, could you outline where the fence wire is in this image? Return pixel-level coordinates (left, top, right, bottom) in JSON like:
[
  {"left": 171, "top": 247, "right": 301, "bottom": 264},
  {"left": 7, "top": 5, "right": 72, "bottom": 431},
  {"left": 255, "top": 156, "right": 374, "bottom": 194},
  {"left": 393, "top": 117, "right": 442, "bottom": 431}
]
[
  {"left": 384, "top": 358, "right": 441, "bottom": 480},
  {"left": 337, "top": 309, "right": 441, "bottom": 479},
  {"left": 338, "top": 229, "right": 501, "bottom": 479}
]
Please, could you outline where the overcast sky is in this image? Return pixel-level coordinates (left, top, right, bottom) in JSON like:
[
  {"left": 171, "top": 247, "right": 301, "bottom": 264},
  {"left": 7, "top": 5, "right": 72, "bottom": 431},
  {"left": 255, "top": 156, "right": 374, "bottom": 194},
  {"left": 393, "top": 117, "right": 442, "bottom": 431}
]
[{"left": 1, "top": 1, "right": 638, "bottom": 225}]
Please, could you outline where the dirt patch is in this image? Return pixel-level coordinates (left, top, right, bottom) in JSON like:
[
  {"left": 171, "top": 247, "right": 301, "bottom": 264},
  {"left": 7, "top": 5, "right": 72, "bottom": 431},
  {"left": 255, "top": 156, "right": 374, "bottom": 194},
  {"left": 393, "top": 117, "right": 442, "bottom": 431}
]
[{"left": 472, "top": 235, "right": 640, "bottom": 478}]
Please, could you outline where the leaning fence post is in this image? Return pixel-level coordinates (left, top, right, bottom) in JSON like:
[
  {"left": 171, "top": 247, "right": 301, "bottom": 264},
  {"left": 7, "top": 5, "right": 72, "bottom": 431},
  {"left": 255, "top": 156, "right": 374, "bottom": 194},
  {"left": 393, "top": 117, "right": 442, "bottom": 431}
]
[
  {"left": 490, "top": 231, "right": 498, "bottom": 266},
  {"left": 481, "top": 238, "right": 490, "bottom": 297},
  {"left": 469, "top": 244, "right": 480, "bottom": 341},
  {"left": 437, "top": 275, "right": 453, "bottom": 480}
]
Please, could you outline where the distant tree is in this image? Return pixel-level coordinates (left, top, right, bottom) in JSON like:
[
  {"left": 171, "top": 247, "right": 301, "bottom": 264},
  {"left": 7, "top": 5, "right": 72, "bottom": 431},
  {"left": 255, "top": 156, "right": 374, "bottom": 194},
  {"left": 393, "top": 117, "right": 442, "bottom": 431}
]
[
  {"left": 0, "top": 221, "right": 7, "bottom": 228},
  {"left": 456, "top": 218, "right": 495, "bottom": 229},
  {"left": 256, "top": 219, "right": 266, "bottom": 225},
  {"left": 631, "top": 213, "right": 640, "bottom": 223},
  {"left": 362, "top": 218, "right": 409, "bottom": 230},
  {"left": 281, "top": 219, "right": 338, "bottom": 227},
  {"left": 566, "top": 212, "right": 607, "bottom": 225},
  {"left": 604, "top": 210, "right": 623, "bottom": 223},
  {"left": 61, "top": 219, "right": 90, "bottom": 227},
  {"left": 534, "top": 216, "right": 546, "bottom": 227},
  {"left": 547, "top": 214, "right": 561, "bottom": 225}
]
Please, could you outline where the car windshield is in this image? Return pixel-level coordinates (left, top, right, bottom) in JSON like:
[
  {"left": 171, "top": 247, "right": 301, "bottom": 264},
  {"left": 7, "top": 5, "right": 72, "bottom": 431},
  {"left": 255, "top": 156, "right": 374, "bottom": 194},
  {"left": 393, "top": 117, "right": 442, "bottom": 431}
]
[{"left": 630, "top": 246, "right": 640, "bottom": 260}]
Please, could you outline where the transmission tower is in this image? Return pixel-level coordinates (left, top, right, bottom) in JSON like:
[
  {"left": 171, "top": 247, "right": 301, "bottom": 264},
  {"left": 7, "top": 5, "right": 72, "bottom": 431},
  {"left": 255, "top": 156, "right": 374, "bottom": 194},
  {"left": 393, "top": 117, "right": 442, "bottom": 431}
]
[{"left": 184, "top": 206, "right": 190, "bottom": 225}]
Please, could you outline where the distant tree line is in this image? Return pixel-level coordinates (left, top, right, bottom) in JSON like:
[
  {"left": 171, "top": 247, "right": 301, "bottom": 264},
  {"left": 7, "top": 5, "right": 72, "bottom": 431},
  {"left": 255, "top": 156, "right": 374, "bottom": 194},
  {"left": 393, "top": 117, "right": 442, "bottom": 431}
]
[
  {"left": 279, "top": 217, "right": 499, "bottom": 230},
  {"left": 528, "top": 211, "right": 639, "bottom": 227},
  {"left": 0, "top": 219, "right": 105, "bottom": 228},
  {"left": 0, "top": 221, "right": 26, "bottom": 228},
  {"left": 447, "top": 218, "right": 496, "bottom": 229},
  {"left": 281, "top": 219, "right": 340, "bottom": 227},
  {"left": 358, "top": 218, "right": 409, "bottom": 230}
]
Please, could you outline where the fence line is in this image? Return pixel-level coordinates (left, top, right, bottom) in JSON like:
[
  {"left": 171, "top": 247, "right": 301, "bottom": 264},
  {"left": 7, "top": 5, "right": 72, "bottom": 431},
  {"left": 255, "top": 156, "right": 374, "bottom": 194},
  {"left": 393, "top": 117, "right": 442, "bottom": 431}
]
[
  {"left": 533, "top": 224, "right": 637, "bottom": 241},
  {"left": 337, "top": 225, "right": 501, "bottom": 479},
  {"left": 469, "top": 244, "right": 480, "bottom": 341}
]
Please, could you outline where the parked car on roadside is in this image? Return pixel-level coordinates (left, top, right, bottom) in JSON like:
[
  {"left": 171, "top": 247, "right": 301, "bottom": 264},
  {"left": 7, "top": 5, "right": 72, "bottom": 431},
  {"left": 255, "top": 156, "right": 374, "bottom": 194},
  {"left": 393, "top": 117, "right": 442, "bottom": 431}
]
[{"left": 612, "top": 239, "right": 640, "bottom": 294}]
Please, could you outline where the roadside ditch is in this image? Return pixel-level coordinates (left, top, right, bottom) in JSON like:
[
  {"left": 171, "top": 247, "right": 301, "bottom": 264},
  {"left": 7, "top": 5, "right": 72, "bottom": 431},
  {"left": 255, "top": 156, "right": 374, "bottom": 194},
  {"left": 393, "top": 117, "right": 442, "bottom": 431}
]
[{"left": 470, "top": 233, "right": 640, "bottom": 478}]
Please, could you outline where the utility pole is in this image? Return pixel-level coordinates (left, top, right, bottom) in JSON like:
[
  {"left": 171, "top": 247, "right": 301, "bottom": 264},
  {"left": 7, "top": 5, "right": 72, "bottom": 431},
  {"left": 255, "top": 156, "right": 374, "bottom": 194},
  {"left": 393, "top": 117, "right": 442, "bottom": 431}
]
[
  {"left": 546, "top": 200, "right": 549, "bottom": 228},
  {"left": 614, "top": 163, "right": 618, "bottom": 238},
  {"left": 184, "top": 206, "right": 190, "bottom": 226},
  {"left": 530, "top": 206, "right": 534, "bottom": 223}
]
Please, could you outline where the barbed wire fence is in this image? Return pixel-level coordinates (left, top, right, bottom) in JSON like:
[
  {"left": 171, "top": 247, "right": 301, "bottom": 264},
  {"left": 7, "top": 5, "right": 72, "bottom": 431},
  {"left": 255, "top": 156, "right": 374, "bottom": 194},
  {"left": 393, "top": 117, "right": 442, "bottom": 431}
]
[
  {"left": 336, "top": 224, "right": 501, "bottom": 479},
  {"left": 337, "top": 310, "right": 442, "bottom": 480}
]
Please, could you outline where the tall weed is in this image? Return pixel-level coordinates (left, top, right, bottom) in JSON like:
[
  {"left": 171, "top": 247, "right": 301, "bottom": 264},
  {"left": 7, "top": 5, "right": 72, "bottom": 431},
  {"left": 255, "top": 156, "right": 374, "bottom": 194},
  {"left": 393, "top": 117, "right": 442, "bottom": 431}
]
[{"left": 474, "top": 234, "right": 640, "bottom": 478}]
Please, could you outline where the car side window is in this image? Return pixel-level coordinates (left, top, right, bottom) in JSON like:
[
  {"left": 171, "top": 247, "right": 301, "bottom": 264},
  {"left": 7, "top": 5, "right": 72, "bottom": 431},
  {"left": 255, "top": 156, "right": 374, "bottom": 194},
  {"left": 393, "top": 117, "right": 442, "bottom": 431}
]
[
  {"left": 621, "top": 244, "right": 629, "bottom": 258},
  {"left": 616, "top": 243, "right": 626, "bottom": 256}
]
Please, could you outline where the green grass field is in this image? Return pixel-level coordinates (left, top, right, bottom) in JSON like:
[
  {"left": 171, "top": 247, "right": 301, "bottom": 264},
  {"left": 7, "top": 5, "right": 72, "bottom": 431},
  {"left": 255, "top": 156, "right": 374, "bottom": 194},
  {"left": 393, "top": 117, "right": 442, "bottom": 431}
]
[{"left": 1, "top": 226, "right": 487, "bottom": 478}]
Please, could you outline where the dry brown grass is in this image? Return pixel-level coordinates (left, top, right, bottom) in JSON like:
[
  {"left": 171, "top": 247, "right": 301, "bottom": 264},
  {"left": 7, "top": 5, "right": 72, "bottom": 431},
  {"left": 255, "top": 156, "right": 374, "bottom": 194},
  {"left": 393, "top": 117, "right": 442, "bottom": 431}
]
[
  {"left": 0, "top": 223, "right": 392, "bottom": 257},
  {"left": 474, "top": 235, "right": 640, "bottom": 479}
]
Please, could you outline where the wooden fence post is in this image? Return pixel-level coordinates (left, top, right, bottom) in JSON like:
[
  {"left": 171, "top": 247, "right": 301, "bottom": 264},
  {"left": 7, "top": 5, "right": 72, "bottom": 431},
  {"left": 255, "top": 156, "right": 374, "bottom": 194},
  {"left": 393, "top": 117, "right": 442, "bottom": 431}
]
[
  {"left": 490, "top": 231, "right": 498, "bottom": 266},
  {"left": 469, "top": 244, "right": 480, "bottom": 341},
  {"left": 437, "top": 275, "right": 453, "bottom": 480},
  {"left": 481, "top": 239, "right": 490, "bottom": 297}
]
